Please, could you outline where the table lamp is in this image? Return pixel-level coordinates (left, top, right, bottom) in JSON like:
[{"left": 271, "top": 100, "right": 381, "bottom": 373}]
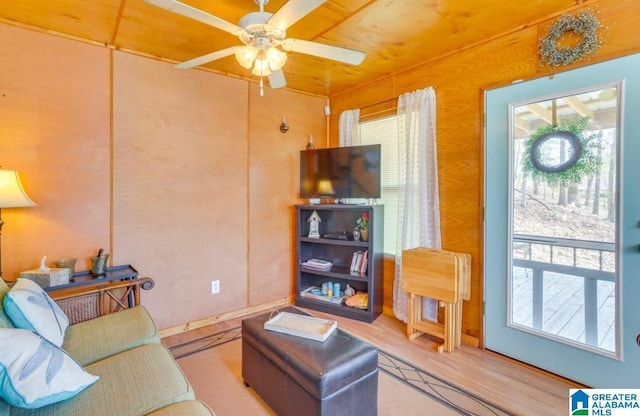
[{"left": 0, "top": 168, "right": 36, "bottom": 278}]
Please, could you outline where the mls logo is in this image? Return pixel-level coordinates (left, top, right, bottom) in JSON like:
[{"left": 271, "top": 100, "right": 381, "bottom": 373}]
[
  {"left": 571, "top": 390, "right": 589, "bottom": 415},
  {"left": 570, "top": 389, "right": 640, "bottom": 415}
]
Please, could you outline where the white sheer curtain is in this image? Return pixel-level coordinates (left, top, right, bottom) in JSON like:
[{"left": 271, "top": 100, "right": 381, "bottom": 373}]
[
  {"left": 339, "top": 109, "right": 360, "bottom": 147},
  {"left": 393, "top": 87, "right": 441, "bottom": 322},
  {"left": 338, "top": 109, "right": 361, "bottom": 204}
]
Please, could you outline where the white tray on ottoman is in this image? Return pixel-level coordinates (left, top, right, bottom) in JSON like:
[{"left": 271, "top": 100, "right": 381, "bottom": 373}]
[{"left": 264, "top": 311, "right": 337, "bottom": 342}]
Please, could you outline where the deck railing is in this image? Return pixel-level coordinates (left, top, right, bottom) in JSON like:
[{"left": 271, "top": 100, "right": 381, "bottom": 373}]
[{"left": 512, "top": 234, "right": 615, "bottom": 347}]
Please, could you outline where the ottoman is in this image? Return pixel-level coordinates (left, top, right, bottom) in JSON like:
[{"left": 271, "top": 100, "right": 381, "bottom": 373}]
[{"left": 242, "top": 307, "right": 378, "bottom": 416}]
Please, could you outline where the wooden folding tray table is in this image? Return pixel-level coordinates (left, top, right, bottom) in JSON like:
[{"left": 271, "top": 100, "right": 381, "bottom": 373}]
[{"left": 401, "top": 247, "right": 471, "bottom": 352}]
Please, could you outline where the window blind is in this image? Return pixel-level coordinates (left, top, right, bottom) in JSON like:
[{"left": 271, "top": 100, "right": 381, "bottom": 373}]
[{"left": 359, "top": 115, "right": 399, "bottom": 255}]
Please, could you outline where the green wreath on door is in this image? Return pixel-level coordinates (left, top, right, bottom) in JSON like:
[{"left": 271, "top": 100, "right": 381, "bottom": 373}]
[{"left": 522, "top": 117, "right": 602, "bottom": 186}]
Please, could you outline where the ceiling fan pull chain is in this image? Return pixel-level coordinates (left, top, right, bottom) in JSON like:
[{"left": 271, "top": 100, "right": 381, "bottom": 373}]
[{"left": 259, "top": 77, "right": 265, "bottom": 97}]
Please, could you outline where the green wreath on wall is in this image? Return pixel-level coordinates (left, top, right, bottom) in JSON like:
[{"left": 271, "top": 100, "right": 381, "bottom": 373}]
[{"left": 539, "top": 11, "right": 604, "bottom": 68}]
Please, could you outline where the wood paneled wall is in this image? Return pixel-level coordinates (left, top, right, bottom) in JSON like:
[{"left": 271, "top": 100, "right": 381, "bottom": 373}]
[
  {"left": 0, "top": 24, "right": 111, "bottom": 275},
  {"left": 111, "top": 51, "right": 252, "bottom": 328},
  {"left": 0, "top": 23, "right": 326, "bottom": 330},
  {"left": 329, "top": 0, "right": 640, "bottom": 342},
  {"left": 247, "top": 84, "right": 327, "bottom": 307}
]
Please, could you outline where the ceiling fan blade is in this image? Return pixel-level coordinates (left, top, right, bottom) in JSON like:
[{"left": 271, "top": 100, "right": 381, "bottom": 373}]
[
  {"left": 175, "top": 46, "right": 238, "bottom": 70},
  {"left": 145, "top": 0, "right": 243, "bottom": 35},
  {"left": 267, "top": 0, "right": 326, "bottom": 31},
  {"left": 268, "top": 69, "right": 287, "bottom": 89},
  {"left": 282, "top": 39, "right": 365, "bottom": 65}
]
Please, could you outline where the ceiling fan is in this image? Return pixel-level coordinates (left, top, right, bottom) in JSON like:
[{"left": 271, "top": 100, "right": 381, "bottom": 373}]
[{"left": 145, "top": 0, "right": 366, "bottom": 95}]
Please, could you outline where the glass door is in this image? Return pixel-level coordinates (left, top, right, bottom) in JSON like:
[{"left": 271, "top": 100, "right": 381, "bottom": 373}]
[{"left": 485, "top": 53, "right": 640, "bottom": 387}]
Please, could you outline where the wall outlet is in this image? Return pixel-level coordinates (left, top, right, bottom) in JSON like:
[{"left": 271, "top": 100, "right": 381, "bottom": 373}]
[{"left": 211, "top": 280, "right": 220, "bottom": 294}]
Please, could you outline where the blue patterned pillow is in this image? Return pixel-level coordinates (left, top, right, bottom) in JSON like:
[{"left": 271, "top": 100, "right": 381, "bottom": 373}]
[
  {"left": 0, "top": 328, "right": 99, "bottom": 409},
  {"left": 3, "top": 278, "right": 69, "bottom": 347}
]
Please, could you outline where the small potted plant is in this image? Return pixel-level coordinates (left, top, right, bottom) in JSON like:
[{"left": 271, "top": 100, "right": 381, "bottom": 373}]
[{"left": 356, "top": 212, "right": 369, "bottom": 241}]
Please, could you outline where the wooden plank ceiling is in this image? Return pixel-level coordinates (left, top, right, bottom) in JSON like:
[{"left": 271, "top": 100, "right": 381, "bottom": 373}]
[{"left": 0, "top": 0, "right": 580, "bottom": 97}]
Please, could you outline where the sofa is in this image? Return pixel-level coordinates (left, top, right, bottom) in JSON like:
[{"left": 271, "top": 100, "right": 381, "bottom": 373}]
[{"left": 0, "top": 278, "right": 214, "bottom": 416}]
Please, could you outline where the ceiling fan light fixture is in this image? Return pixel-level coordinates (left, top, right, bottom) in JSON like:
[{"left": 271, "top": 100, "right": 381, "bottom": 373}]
[
  {"left": 252, "top": 56, "right": 272, "bottom": 76},
  {"left": 266, "top": 47, "right": 287, "bottom": 71},
  {"left": 235, "top": 46, "right": 258, "bottom": 69},
  {"left": 148, "top": 0, "right": 364, "bottom": 93}
]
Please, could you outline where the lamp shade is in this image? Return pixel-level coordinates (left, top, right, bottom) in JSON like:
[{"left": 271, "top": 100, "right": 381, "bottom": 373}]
[
  {"left": 252, "top": 56, "right": 272, "bottom": 76},
  {"left": 235, "top": 46, "right": 258, "bottom": 69},
  {"left": 266, "top": 47, "right": 287, "bottom": 71},
  {"left": 0, "top": 169, "right": 36, "bottom": 208},
  {"left": 316, "top": 179, "right": 335, "bottom": 196}
]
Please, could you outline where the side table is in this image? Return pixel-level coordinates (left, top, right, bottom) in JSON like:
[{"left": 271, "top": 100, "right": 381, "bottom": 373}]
[{"left": 45, "top": 265, "right": 155, "bottom": 324}]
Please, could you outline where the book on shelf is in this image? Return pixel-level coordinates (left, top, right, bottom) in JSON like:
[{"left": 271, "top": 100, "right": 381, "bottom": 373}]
[
  {"left": 350, "top": 250, "right": 368, "bottom": 274},
  {"left": 359, "top": 250, "right": 368, "bottom": 274},
  {"left": 301, "top": 258, "right": 332, "bottom": 270},
  {"left": 349, "top": 251, "right": 361, "bottom": 272}
]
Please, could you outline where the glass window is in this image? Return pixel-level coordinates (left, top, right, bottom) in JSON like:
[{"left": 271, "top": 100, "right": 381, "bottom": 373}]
[{"left": 359, "top": 115, "right": 399, "bottom": 255}]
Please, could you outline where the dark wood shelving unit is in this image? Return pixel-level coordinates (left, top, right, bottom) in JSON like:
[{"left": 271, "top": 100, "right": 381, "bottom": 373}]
[{"left": 295, "top": 204, "right": 383, "bottom": 323}]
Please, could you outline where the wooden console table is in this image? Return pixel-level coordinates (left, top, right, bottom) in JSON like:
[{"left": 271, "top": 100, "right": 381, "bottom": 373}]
[{"left": 45, "top": 265, "right": 155, "bottom": 324}]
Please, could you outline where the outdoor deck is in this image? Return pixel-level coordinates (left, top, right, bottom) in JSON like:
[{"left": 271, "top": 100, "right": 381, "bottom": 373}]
[{"left": 510, "top": 234, "right": 616, "bottom": 353}]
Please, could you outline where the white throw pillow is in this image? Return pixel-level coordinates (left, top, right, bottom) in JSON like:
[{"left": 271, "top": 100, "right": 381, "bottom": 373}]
[
  {"left": 3, "top": 278, "right": 69, "bottom": 347},
  {"left": 0, "top": 328, "right": 99, "bottom": 409}
]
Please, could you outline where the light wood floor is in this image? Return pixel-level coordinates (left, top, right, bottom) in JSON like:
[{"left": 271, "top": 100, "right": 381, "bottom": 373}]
[{"left": 162, "top": 307, "right": 584, "bottom": 415}]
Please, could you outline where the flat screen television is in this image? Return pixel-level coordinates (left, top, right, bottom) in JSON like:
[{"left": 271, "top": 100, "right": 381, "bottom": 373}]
[{"left": 299, "top": 144, "right": 381, "bottom": 199}]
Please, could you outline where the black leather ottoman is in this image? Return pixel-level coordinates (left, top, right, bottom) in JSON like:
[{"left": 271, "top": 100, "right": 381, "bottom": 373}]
[{"left": 242, "top": 307, "right": 378, "bottom": 416}]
